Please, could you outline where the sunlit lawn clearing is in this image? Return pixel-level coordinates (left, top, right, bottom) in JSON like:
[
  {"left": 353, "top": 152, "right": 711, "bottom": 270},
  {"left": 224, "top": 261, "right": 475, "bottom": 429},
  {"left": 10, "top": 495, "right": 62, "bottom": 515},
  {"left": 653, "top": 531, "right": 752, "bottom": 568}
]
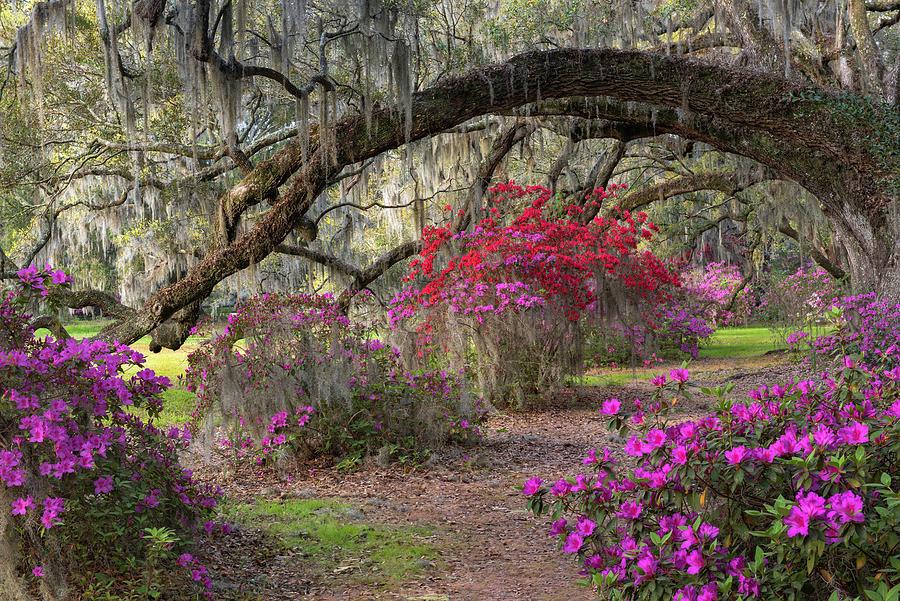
[{"left": 577, "top": 326, "right": 785, "bottom": 387}]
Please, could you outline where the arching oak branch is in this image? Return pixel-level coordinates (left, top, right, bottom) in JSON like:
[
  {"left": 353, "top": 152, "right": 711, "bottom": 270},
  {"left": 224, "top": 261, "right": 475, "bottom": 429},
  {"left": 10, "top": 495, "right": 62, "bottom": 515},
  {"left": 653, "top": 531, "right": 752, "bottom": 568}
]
[{"left": 91, "top": 47, "right": 897, "bottom": 348}]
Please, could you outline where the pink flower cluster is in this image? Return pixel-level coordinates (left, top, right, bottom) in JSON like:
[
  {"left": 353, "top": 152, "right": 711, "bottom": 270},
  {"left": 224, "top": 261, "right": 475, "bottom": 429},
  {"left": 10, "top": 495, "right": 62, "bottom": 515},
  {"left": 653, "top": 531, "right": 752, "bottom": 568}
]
[
  {"left": 524, "top": 356, "right": 900, "bottom": 600},
  {"left": 2, "top": 266, "right": 221, "bottom": 589}
]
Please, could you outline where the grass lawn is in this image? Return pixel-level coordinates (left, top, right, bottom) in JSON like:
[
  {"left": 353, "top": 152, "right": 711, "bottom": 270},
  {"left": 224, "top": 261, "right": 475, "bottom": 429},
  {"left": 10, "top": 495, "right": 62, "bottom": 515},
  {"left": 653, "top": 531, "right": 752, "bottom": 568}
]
[
  {"left": 698, "top": 325, "right": 785, "bottom": 358},
  {"left": 577, "top": 326, "right": 786, "bottom": 387}
]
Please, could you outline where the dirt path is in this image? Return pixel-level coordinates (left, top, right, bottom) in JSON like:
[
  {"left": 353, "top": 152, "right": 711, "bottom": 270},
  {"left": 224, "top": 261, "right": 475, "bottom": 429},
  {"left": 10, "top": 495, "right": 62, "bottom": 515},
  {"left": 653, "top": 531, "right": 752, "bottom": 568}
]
[{"left": 201, "top": 355, "right": 819, "bottom": 600}]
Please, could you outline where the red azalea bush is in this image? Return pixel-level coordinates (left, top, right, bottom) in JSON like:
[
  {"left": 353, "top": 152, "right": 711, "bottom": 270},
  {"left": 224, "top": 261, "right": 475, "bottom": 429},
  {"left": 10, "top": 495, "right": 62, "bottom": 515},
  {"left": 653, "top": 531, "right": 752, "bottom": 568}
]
[
  {"left": 184, "top": 293, "right": 487, "bottom": 467},
  {"left": 389, "top": 183, "right": 681, "bottom": 405},
  {"left": 1, "top": 267, "right": 220, "bottom": 599},
  {"left": 525, "top": 363, "right": 900, "bottom": 601}
]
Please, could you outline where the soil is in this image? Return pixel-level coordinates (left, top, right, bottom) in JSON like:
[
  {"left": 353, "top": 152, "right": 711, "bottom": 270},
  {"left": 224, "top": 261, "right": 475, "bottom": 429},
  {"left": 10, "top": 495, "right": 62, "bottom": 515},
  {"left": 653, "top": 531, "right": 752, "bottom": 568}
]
[{"left": 194, "top": 354, "right": 826, "bottom": 601}]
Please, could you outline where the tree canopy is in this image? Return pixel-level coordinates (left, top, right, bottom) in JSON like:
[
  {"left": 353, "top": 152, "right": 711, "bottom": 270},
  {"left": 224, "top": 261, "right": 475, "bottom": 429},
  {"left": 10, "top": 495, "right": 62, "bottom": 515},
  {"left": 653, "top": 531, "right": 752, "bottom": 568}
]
[{"left": 0, "top": 0, "right": 898, "bottom": 350}]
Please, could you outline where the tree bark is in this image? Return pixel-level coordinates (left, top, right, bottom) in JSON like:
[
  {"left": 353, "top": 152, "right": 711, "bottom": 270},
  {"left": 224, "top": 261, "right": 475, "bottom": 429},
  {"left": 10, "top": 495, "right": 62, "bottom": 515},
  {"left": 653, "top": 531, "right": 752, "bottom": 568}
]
[
  {"left": 849, "top": 0, "right": 887, "bottom": 98},
  {"left": 615, "top": 170, "right": 774, "bottom": 213}
]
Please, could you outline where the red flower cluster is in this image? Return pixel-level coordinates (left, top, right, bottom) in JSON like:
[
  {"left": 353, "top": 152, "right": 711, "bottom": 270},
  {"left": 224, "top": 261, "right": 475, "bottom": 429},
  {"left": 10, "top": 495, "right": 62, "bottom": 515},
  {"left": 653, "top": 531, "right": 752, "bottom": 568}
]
[{"left": 401, "top": 183, "right": 679, "bottom": 323}]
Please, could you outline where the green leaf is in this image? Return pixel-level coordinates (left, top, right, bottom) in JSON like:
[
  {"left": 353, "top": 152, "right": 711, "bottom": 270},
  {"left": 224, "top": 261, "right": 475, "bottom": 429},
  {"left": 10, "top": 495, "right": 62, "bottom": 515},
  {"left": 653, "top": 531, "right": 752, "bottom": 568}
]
[{"left": 865, "top": 588, "right": 883, "bottom": 601}]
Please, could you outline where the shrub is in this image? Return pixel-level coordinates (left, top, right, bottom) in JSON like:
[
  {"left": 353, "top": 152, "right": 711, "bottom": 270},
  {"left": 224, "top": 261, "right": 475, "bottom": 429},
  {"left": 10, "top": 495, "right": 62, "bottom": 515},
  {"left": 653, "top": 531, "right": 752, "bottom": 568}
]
[
  {"left": 184, "top": 293, "right": 486, "bottom": 466},
  {"left": 390, "top": 183, "right": 680, "bottom": 405},
  {"left": 789, "top": 293, "right": 900, "bottom": 370},
  {"left": 683, "top": 262, "right": 752, "bottom": 327},
  {"left": 1, "top": 266, "right": 220, "bottom": 600},
  {"left": 755, "top": 266, "right": 842, "bottom": 345},
  {"left": 525, "top": 363, "right": 900, "bottom": 601}
]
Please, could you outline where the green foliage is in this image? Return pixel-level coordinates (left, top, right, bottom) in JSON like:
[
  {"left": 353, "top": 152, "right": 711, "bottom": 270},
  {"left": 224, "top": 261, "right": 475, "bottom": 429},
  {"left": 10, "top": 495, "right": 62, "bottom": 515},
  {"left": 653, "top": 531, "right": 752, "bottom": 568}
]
[{"left": 785, "top": 88, "right": 900, "bottom": 192}]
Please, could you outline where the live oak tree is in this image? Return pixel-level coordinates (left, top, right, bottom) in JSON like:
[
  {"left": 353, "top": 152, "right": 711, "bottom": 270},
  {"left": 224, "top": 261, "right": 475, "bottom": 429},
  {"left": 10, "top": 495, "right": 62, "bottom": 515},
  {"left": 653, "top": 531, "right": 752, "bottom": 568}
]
[{"left": 0, "top": 0, "right": 897, "bottom": 351}]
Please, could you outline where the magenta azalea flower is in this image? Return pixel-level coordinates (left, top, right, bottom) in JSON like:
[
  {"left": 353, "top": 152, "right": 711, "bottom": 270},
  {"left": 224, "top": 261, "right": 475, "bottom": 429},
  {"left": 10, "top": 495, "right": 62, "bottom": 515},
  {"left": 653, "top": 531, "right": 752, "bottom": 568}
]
[
  {"left": 812, "top": 425, "right": 836, "bottom": 446},
  {"left": 550, "top": 478, "right": 570, "bottom": 497},
  {"left": 575, "top": 517, "right": 596, "bottom": 537},
  {"left": 636, "top": 553, "right": 658, "bottom": 579},
  {"left": 562, "top": 532, "right": 584, "bottom": 553},
  {"left": 698, "top": 523, "right": 719, "bottom": 541},
  {"left": 11, "top": 496, "right": 33, "bottom": 515},
  {"left": 600, "top": 398, "right": 621, "bottom": 415},
  {"left": 93, "top": 475, "right": 114, "bottom": 494},
  {"left": 784, "top": 506, "right": 810, "bottom": 537},
  {"left": 670, "top": 368, "right": 690, "bottom": 383},
  {"left": 674, "top": 586, "right": 698, "bottom": 601},
  {"left": 672, "top": 445, "right": 688, "bottom": 465},
  {"left": 645, "top": 429, "right": 667, "bottom": 448},
  {"left": 624, "top": 435, "right": 646, "bottom": 456},
  {"left": 724, "top": 446, "right": 747, "bottom": 464},
  {"left": 797, "top": 492, "right": 827, "bottom": 519},
  {"left": 887, "top": 400, "right": 900, "bottom": 418},
  {"left": 50, "top": 270, "right": 70, "bottom": 284},
  {"left": 678, "top": 422, "right": 697, "bottom": 439},
  {"left": 522, "top": 477, "right": 542, "bottom": 496},
  {"left": 617, "top": 501, "right": 643, "bottom": 520},
  {"left": 549, "top": 518, "right": 567, "bottom": 536},
  {"left": 838, "top": 422, "right": 869, "bottom": 444},
  {"left": 827, "top": 491, "right": 865, "bottom": 524},
  {"left": 685, "top": 549, "right": 705, "bottom": 574},
  {"left": 698, "top": 583, "right": 719, "bottom": 601}
]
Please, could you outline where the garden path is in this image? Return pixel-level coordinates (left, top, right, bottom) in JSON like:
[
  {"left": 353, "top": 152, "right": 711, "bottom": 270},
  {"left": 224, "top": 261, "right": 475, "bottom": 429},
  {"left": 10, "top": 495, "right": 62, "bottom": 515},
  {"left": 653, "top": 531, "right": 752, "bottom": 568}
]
[{"left": 199, "top": 354, "right": 815, "bottom": 600}]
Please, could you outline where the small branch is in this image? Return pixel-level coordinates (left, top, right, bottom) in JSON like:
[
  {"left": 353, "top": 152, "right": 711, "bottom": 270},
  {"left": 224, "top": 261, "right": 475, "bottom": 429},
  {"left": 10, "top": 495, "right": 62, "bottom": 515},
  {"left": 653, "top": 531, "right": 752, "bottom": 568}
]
[
  {"left": 778, "top": 220, "right": 847, "bottom": 280},
  {"left": 28, "top": 315, "right": 71, "bottom": 340},
  {"left": 275, "top": 244, "right": 362, "bottom": 278},
  {"left": 614, "top": 170, "right": 774, "bottom": 214},
  {"left": 866, "top": 0, "right": 900, "bottom": 10},
  {"left": 50, "top": 288, "right": 136, "bottom": 319}
]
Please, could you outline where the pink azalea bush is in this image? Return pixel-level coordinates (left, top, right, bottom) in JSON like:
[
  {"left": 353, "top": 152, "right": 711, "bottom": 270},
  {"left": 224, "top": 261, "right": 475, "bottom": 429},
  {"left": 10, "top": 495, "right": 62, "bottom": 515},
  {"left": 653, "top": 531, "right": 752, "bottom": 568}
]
[
  {"left": 525, "top": 363, "right": 900, "bottom": 600},
  {"left": 584, "top": 261, "right": 750, "bottom": 366},
  {"left": 682, "top": 262, "right": 752, "bottom": 327},
  {"left": 1, "top": 267, "right": 220, "bottom": 598},
  {"left": 184, "top": 293, "right": 487, "bottom": 465},
  {"left": 789, "top": 293, "right": 900, "bottom": 370},
  {"left": 756, "top": 266, "right": 842, "bottom": 345}
]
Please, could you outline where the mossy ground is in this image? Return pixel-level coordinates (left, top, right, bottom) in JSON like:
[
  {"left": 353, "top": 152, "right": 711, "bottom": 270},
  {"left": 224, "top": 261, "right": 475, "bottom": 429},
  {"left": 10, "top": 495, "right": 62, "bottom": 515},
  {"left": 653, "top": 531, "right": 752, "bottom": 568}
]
[{"left": 224, "top": 498, "right": 442, "bottom": 588}]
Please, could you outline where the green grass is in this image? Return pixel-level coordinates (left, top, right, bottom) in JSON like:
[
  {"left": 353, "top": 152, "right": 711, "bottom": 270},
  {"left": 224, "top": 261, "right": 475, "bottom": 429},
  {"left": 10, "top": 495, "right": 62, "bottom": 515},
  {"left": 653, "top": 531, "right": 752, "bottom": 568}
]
[
  {"left": 577, "top": 371, "right": 649, "bottom": 387},
  {"left": 699, "top": 326, "right": 785, "bottom": 358},
  {"left": 573, "top": 326, "right": 788, "bottom": 387},
  {"left": 226, "top": 498, "right": 441, "bottom": 586}
]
